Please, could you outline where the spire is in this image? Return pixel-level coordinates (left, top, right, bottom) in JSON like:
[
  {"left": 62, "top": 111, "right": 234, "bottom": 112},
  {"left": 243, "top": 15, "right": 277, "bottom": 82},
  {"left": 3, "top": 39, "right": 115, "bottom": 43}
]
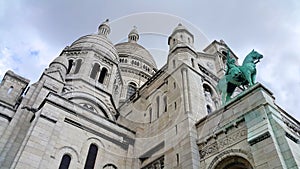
[
  {"left": 128, "top": 26, "right": 139, "bottom": 43},
  {"left": 98, "top": 19, "right": 111, "bottom": 36}
]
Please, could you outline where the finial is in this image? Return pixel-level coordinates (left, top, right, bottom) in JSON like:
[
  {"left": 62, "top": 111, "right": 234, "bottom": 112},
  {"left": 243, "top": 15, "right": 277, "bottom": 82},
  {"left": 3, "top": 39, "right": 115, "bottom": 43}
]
[
  {"left": 98, "top": 19, "right": 111, "bottom": 36},
  {"left": 128, "top": 26, "right": 139, "bottom": 43}
]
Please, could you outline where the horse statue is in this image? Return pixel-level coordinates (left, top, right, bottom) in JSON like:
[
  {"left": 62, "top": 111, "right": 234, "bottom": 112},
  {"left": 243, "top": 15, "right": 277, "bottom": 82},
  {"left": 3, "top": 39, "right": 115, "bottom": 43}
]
[{"left": 216, "top": 49, "right": 263, "bottom": 104}]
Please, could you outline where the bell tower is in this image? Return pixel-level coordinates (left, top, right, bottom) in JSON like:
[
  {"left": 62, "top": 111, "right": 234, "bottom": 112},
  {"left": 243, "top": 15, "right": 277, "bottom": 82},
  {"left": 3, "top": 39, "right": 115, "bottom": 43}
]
[
  {"left": 0, "top": 71, "right": 29, "bottom": 109},
  {"left": 167, "top": 23, "right": 197, "bottom": 71}
]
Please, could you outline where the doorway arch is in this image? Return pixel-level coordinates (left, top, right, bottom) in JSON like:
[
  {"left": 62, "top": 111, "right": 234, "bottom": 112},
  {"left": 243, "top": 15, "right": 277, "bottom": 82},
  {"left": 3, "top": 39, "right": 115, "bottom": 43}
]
[{"left": 214, "top": 155, "right": 253, "bottom": 169}]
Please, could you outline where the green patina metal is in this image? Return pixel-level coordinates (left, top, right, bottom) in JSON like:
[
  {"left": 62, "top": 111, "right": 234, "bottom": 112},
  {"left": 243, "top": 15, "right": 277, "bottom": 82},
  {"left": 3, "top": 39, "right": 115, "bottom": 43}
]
[{"left": 217, "top": 49, "right": 263, "bottom": 104}]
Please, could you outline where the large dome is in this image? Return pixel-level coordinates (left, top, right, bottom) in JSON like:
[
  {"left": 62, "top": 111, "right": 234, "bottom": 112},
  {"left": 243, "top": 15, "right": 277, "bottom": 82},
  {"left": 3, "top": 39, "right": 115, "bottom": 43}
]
[
  {"left": 115, "top": 42, "right": 157, "bottom": 68},
  {"left": 68, "top": 20, "right": 118, "bottom": 61},
  {"left": 116, "top": 27, "right": 157, "bottom": 104},
  {"left": 69, "top": 34, "right": 118, "bottom": 61}
]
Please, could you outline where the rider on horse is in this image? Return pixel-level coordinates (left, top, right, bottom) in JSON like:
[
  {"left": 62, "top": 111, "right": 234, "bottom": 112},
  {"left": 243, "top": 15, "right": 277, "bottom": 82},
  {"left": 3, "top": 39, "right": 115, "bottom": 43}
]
[{"left": 217, "top": 49, "right": 263, "bottom": 104}]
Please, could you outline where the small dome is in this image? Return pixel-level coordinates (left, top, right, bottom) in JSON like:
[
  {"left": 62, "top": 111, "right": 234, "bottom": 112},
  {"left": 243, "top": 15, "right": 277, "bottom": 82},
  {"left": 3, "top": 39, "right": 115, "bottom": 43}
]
[
  {"left": 129, "top": 26, "right": 138, "bottom": 35},
  {"left": 172, "top": 23, "right": 187, "bottom": 33},
  {"left": 168, "top": 23, "right": 194, "bottom": 50},
  {"left": 115, "top": 42, "right": 157, "bottom": 69},
  {"left": 171, "top": 23, "right": 188, "bottom": 36},
  {"left": 50, "top": 55, "right": 68, "bottom": 69},
  {"left": 170, "top": 23, "right": 193, "bottom": 38}
]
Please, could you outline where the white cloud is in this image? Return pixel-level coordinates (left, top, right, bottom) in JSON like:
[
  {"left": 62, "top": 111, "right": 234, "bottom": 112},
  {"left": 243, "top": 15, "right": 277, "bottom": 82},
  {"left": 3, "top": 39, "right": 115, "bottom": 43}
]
[
  {"left": 0, "top": 31, "right": 58, "bottom": 81},
  {"left": 0, "top": 48, "right": 15, "bottom": 78}
]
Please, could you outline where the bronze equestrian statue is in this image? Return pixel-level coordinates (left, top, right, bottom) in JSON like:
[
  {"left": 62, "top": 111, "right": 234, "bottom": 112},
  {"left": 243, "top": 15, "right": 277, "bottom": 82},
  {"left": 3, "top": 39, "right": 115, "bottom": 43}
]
[{"left": 217, "top": 49, "right": 263, "bottom": 104}]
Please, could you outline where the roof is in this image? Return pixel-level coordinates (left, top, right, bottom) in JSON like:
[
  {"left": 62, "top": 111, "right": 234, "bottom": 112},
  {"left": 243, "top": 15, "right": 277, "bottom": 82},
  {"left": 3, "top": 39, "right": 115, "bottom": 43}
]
[{"left": 115, "top": 42, "right": 157, "bottom": 68}]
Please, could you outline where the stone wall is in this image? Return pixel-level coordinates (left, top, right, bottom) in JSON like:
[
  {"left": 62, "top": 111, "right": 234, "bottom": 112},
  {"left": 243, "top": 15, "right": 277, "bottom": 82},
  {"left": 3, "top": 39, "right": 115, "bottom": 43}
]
[{"left": 196, "top": 83, "right": 300, "bottom": 169}]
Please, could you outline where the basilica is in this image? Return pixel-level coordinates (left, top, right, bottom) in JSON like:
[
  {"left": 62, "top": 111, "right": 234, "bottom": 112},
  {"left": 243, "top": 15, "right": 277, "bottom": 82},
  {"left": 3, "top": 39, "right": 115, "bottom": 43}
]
[{"left": 0, "top": 20, "right": 299, "bottom": 169}]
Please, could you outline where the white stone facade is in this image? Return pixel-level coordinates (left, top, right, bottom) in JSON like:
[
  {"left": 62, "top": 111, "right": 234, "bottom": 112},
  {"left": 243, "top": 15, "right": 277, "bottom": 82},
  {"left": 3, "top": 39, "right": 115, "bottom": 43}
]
[{"left": 0, "top": 20, "right": 299, "bottom": 169}]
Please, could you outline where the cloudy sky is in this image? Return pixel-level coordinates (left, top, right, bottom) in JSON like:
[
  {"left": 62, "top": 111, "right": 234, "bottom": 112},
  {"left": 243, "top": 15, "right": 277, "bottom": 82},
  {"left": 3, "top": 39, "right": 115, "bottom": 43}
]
[{"left": 0, "top": 0, "right": 299, "bottom": 120}]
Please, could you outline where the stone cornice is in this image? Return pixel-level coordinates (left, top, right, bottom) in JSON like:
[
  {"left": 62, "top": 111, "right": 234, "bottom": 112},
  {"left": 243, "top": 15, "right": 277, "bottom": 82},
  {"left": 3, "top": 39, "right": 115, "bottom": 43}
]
[
  {"left": 39, "top": 92, "right": 136, "bottom": 135},
  {"left": 198, "top": 64, "right": 219, "bottom": 82}
]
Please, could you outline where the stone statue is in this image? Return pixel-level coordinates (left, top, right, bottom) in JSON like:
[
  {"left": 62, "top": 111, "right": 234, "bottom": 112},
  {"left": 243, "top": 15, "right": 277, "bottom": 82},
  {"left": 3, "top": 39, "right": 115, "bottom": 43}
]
[{"left": 217, "top": 49, "right": 263, "bottom": 104}]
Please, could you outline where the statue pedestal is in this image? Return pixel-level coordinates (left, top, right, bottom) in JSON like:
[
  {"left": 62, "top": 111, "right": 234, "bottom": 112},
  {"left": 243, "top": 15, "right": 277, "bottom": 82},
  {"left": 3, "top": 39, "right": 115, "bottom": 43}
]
[{"left": 196, "top": 83, "right": 300, "bottom": 169}]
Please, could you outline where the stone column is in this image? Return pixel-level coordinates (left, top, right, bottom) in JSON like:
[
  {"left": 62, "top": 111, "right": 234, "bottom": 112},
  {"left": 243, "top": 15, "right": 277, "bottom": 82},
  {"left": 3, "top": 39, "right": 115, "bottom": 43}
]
[{"left": 181, "top": 67, "right": 190, "bottom": 114}]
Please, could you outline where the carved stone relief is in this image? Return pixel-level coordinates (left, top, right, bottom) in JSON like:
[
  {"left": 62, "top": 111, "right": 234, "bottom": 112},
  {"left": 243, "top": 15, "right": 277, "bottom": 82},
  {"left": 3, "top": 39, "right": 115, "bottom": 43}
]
[
  {"left": 199, "top": 128, "right": 247, "bottom": 159},
  {"left": 141, "top": 156, "right": 164, "bottom": 169}
]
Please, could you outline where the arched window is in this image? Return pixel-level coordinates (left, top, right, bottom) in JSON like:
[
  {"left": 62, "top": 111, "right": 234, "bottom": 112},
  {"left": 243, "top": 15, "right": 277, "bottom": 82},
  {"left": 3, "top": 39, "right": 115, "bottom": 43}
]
[
  {"left": 156, "top": 96, "right": 160, "bottom": 118},
  {"left": 58, "top": 154, "right": 71, "bottom": 169},
  {"left": 98, "top": 68, "right": 108, "bottom": 84},
  {"left": 90, "top": 63, "right": 100, "bottom": 79},
  {"left": 222, "top": 55, "right": 227, "bottom": 68},
  {"left": 176, "top": 153, "right": 180, "bottom": 166},
  {"left": 203, "top": 84, "right": 212, "bottom": 94},
  {"left": 126, "top": 82, "right": 137, "bottom": 99},
  {"left": 67, "top": 59, "right": 74, "bottom": 74},
  {"left": 206, "top": 105, "right": 212, "bottom": 114},
  {"left": 163, "top": 96, "right": 167, "bottom": 112},
  {"left": 74, "top": 59, "right": 82, "bottom": 74},
  {"left": 203, "top": 84, "right": 213, "bottom": 103},
  {"left": 7, "top": 86, "right": 13, "bottom": 95},
  {"left": 173, "top": 60, "right": 176, "bottom": 68},
  {"left": 214, "top": 100, "right": 219, "bottom": 107},
  {"left": 191, "top": 58, "right": 195, "bottom": 67},
  {"left": 103, "top": 163, "right": 117, "bottom": 169},
  {"left": 149, "top": 107, "right": 152, "bottom": 123},
  {"left": 84, "top": 144, "right": 98, "bottom": 169}
]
